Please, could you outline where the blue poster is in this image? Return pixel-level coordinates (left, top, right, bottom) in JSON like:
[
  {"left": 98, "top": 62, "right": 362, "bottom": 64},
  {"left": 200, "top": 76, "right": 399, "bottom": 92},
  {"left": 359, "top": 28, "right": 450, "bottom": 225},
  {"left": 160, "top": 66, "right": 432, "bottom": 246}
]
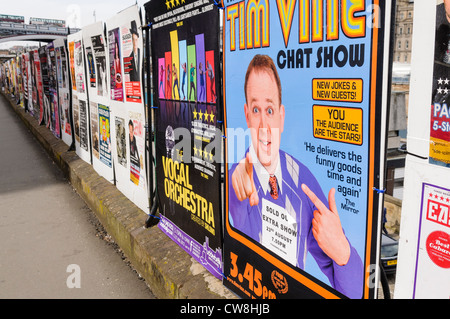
[{"left": 223, "top": 0, "right": 391, "bottom": 299}]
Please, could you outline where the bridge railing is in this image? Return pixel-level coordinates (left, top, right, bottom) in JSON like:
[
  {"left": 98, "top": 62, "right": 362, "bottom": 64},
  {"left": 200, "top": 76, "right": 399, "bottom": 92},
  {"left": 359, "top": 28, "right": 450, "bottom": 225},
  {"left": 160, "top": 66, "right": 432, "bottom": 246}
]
[{"left": 0, "top": 22, "right": 77, "bottom": 35}]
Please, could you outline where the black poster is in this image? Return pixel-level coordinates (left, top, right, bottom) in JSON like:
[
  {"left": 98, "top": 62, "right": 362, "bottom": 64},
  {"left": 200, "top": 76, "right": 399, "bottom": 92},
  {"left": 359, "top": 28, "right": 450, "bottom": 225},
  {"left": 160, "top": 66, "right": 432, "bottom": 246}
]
[{"left": 145, "top": 0, "right": 223, "bottom": 279}]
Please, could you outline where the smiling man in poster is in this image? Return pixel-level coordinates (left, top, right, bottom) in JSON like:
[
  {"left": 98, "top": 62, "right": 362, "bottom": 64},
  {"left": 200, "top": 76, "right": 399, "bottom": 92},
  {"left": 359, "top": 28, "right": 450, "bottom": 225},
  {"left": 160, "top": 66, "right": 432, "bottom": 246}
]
[{"left": 229, "top": 54, "right": 363, "bottom": 299}]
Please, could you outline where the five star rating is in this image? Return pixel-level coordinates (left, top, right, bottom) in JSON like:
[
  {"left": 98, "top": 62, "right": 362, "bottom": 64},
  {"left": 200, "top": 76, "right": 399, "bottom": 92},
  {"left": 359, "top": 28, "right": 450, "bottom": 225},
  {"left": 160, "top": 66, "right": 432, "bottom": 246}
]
[
  {"left": 193, "top": 108, "right": 215, "bottom": 123},
  {"left": 192, "top": 106, "right": 216, "bottom": 163}
]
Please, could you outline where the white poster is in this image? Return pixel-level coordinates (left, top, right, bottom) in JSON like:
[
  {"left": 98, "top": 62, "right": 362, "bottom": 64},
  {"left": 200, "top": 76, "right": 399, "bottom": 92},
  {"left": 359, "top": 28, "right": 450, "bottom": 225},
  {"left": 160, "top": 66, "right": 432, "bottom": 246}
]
[
  {"left": 413, "top": 183, "right": 450, "bottom": 298},
  {"left": 83, "top": 21, "right": 114, "bottom": 183},
  {"left": 106, "top": 5, "right": 149, "bottom": 214},
  {"left": 68, "top": 31, "right": 92, "bottom": 164}
]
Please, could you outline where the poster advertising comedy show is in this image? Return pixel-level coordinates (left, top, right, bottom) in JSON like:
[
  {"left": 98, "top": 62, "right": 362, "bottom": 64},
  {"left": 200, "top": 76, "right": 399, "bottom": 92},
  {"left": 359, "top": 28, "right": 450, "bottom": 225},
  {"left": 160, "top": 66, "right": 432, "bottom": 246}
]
[{"left": 223, "top": 0, "right": 386, "bottom": 299}]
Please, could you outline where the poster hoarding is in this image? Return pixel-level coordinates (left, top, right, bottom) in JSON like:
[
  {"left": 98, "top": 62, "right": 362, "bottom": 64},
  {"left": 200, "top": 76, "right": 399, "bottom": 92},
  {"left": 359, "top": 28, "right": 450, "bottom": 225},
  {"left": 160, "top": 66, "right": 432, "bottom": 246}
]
[
  {"left": 106, "top": 5, "right": 149, "bottom": 214},
  {"left": 223, "top": 0, "right": 391, "bottom": 298}
]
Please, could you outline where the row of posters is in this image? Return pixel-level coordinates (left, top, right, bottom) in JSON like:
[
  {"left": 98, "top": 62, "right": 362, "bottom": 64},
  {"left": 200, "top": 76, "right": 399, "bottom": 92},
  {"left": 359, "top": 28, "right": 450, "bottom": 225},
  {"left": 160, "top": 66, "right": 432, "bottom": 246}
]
[
  {"left": 1, "top": 5, "right": 149, "bottom": 215},
  {"left": 2, "top": 0, "right": 393, "bottom": 299},
  {"left": 65, "top": 5, "right": 149, "bottom": 214},
  {"left": 0, "top": 42, "right": 69, "bottom": 143},
  {"left": 0, "top": 57, "right": 23, "bottom": 107}
]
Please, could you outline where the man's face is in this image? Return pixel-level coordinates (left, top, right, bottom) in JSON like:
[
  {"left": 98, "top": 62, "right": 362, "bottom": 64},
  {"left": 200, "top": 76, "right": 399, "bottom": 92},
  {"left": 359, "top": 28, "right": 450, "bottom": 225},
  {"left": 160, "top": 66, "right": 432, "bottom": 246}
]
[
  {"left": 244, "top": 69, "right": 284, "bottom": 174},
  {"left": 445, "top": 0, "right": 450, "bottom": 22}
]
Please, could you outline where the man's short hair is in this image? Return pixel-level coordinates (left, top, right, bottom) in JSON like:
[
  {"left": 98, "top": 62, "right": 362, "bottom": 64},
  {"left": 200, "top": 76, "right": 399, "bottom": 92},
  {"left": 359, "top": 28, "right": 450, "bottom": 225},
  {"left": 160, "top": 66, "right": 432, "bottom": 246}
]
[{"left": 244, "top": 54, "right": 282, "bottom": 105}]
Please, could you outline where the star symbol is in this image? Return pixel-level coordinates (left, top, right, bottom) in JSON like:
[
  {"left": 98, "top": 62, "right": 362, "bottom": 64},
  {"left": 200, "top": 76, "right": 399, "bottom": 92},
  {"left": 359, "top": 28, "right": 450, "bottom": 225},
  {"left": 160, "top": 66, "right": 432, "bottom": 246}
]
[
  {"left": 209, "top": 151, "right": 214, "bottom": 161},
  {"left": 209, "top": 111, "right": 215, "bottom": 123},
  {"left": 445, "top": 78, "right": 449, "bottom": 85},
  {"left": 198, "top": 110, "right": 204, "bottom": 121},
  {"left": 165, "top": 0, "right": 171, "bottom": 9},
  {"left": 193, "top": 145, "right": 198, "bottom": 156},
  {"left": 170, "top": 0, "right": 175, "bottom": 8},
  {"left": 438, "top": 78, "right": 444, "bottom": 85},
  {"left": 445, "top": 88, "right": 449, "bottom": 94},
  {"left": 438, "top": 87, "right": 443, "bottom": 94},
  {"left": 193, "top": 110, "right": 198, "bottom": 119}
]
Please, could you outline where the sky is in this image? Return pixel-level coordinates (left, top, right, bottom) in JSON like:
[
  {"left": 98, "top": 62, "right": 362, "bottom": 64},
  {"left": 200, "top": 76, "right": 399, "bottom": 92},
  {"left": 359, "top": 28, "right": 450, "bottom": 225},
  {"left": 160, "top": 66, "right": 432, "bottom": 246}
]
[{"left": 0, "top": 0, "right": 148, "bottom": 49}]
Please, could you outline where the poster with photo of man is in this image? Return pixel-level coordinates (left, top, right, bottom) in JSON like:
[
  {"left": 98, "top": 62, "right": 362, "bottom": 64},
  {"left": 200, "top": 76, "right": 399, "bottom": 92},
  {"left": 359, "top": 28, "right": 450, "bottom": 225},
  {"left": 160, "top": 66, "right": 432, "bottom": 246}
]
[
  {"left": 91, "top": 34, "right": 108, "bottom": 98},
  {"left": 68, "top": 31, "right": 92, "bottom": 165},
  {"left": 106, "top": 4, "right": 149, "bottom": 214}
]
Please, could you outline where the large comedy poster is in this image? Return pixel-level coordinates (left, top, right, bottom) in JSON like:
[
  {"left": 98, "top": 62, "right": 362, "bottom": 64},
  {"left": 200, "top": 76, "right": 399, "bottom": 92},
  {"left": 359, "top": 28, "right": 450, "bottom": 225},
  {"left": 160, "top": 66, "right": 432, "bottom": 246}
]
[
  {"left": 430, "top": 0, "right": 450, "bottom": 167},
  {"left": 68, "top": 31, "right": 92, "bottom": 165},
  {"left": 83, "top": 21, "right": 114, "bottom": 183},
  {"left": 106, "top": 5, "right": 149, "bottom": 214},
  {"left": 54, "top": 38, "right": 73, "bottom": 147},
  {"left": 223, "top": 0, "right": 392, "bottom": 299},
  {"left": 46, "top": 42, "right": 61, "bottom": 139},
  {"left": 146, "top": 0, "right": 223, "bottom": 279}
]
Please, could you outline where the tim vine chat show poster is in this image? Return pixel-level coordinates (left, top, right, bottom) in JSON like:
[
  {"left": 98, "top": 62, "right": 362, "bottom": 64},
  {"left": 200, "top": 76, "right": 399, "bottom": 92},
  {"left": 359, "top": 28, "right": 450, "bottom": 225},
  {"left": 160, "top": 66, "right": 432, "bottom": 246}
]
[
  {"left": 223, "top": 0, "right": 391, "bottom": 299},
  {"left": 146, "top": 0, "right": 223, "bottom": 279}
]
